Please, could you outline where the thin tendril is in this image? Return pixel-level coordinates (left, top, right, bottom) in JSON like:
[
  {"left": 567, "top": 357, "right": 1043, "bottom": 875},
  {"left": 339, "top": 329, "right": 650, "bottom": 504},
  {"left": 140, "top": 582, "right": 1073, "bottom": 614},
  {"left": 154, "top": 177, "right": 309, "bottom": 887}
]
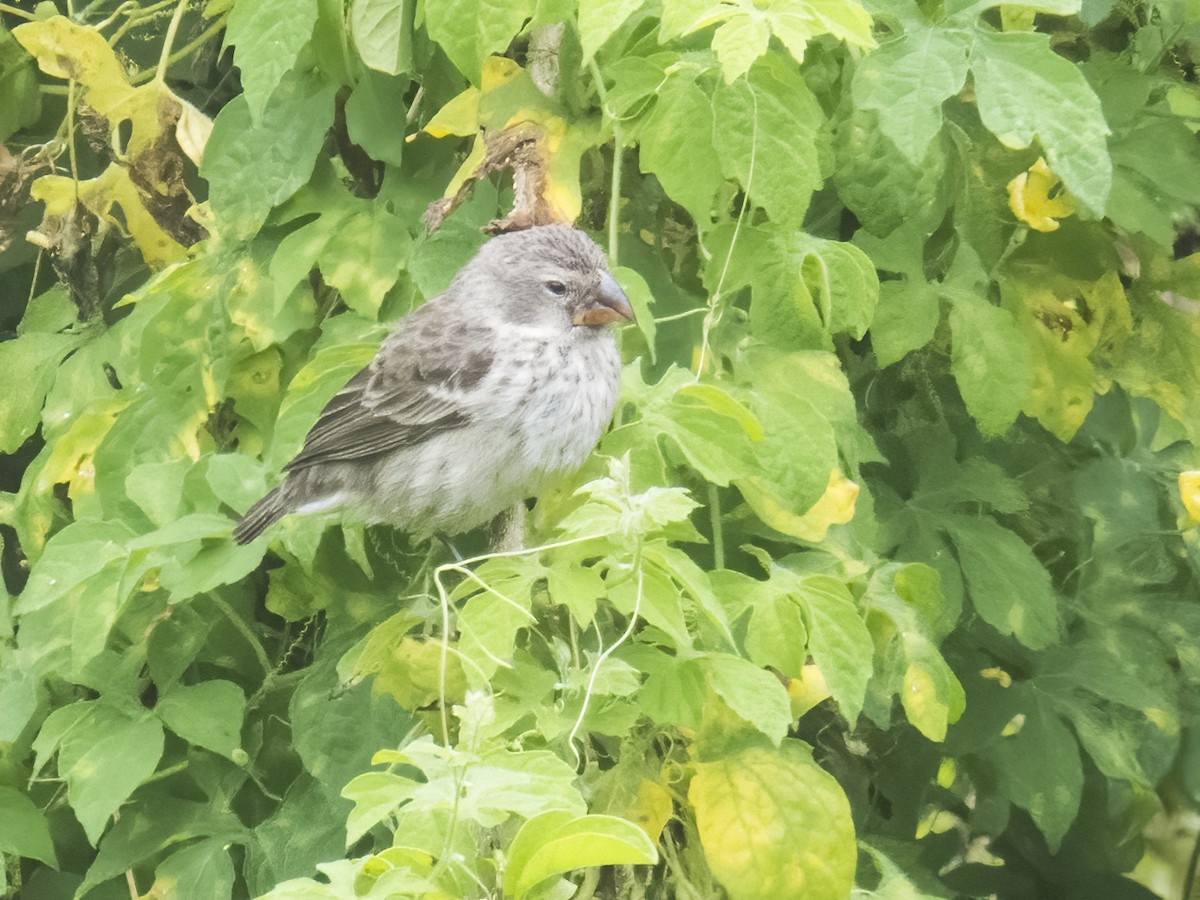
[{"left": 694, "top": 83, "right": 758, "bottom": 381}]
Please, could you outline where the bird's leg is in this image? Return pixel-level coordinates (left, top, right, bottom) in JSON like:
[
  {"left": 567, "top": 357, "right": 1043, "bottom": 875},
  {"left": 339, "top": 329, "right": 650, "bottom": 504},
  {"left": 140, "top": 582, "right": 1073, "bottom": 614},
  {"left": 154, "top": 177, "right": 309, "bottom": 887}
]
[{"left": 489, "top": 501, "right": 526, "bottom": 552}]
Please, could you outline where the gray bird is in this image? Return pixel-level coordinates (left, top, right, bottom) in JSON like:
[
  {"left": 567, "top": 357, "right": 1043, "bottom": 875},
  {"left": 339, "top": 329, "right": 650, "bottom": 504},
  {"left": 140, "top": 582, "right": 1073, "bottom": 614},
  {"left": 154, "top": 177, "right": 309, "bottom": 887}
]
[{"left": 233, "top": 225, "right": 633, "bottom": 545}]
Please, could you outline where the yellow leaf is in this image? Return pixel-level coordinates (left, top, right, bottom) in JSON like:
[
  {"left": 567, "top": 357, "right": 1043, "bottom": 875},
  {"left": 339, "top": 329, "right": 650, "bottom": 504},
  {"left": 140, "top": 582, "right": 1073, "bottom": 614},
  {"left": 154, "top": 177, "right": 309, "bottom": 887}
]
[
  {"left": 786, "top": 663, "right": 831, "bottom": 718},
  {"left": 441, "top": 135, "right": 488, "bottom": 198},
  {"left": 741, "top": 469, "right": 859, "bottom": 542},
  {"left": 1007, "top": 157, "right": 1075, "bottom": 232},
  {"left": 35, "top": 399, "right": 128, "bottom": 500},
  {"left": 690, "top": 743, "right": 856, "bottom": 900},
  {"left": 418, "top": 57, "right": 590, "bottom": 228},
  {"left": 31, "top": 167, "right": 188, "bottom": 267},
  {"left": 419, "top": 84, "right": 481, "bottom": 139},
  {"left": 15, "top": 17, "right": 207, "bottom": 266},
  {"left": 14, "top": 16, "right": 130, "bottom": 115},
  {"left": 621, "top": 779, "right": 673, "bottom": 843},
  {"left": 373, "top": 636, "right": 466, "bottom": 710},
  {"left": 1180, "top": 471, "right": 1200, "bottom": 523},
  {"left": 419, "top": 56, "right": 533, "bottom": 140},
  {"left": 480, "top": 55, "right": 523, "bottom": 90}
]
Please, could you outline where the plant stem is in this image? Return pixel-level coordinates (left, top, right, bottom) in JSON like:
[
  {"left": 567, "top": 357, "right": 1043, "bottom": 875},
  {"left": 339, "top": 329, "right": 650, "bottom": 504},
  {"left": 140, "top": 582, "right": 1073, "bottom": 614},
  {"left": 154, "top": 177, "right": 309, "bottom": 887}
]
[
  {"left": 0, "top": 3, "right": 35, "bottom": 19},
  {"left": 131, "top": 14, "right": 226, "bottom": 85},
  {"left": 154, "top": 0, "right": 188, "bottom": 85},
  {"left": 587, "top": 57, "right": 622, "bottom": 265},
  {"left": 66, "top": 79, "right": 79, "bottom": 185},
  {"left": 1182, "top": 825, "right": 1200, "bottom": 900},
  {"left": 575, "top": 866, "right": 601, "bottom": 900},
  {"left": 695, "top": 83, "right": 757, "bottom": 380},
  {"left": 608, "top": 124, "right": 622, "bottom": 266},
  {"left": 708, "top": 483, "right": 725, "bottom": 570},
  {"left": 206, "top": 594, "right": 273, "bottom": 676}
]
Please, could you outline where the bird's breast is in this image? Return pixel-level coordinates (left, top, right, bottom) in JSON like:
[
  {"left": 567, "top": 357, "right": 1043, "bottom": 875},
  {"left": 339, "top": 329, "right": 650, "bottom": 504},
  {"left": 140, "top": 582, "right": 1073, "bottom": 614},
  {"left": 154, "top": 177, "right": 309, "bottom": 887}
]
[{"left": 493, "top": 330, "right": 621, "bottom": 475}]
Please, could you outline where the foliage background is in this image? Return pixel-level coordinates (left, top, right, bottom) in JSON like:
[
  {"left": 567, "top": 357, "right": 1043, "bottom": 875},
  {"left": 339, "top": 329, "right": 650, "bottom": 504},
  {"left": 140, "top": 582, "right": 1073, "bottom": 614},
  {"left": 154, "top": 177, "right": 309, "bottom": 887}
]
[{"left": 1, "top": 0, "right": 1200, "bottom": 897}]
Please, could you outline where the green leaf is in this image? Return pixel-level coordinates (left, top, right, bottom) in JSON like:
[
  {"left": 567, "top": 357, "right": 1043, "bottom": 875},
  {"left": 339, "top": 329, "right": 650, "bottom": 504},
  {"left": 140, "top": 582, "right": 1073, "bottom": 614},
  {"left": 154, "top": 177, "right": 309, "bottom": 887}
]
[
  {"left": 602, "top": 55, "right": 671, "bottom": 116},
  {"left": 349, "top": 0, "right": 413, "bottom": 75},
  {"left": 730, "top": 570, "right": 808, "bottom": 677},
  {"left": 455, "top": 556, "right": 542, "bottom": 683},
  {"left": 798, "top": 574, "right": 873, "bottom": 722},
  {"left": 0, "top": 331, "right": 82, "bottom": 454},
  {"left": 312, "top": 204, "right": 412, "bottom": 318},
  {"left": 435, "top": 741, "right": 586, "bottom": 828},
  {"left": 292, "top": 651, "right": 412, "bottom": 799},
  {"left": 607, "top": 559, "right": 692, "bottom": 650},
  {"left": 713, "top": 58, "right": 827, "bottom": 227},
  {"left": 248, "top": 775, "right": 352, "bottom": 892},
  {"left": 125, "top": 459, "right": 189, "bottom": 526},
  {"left": 224, "top": 0, "right": 320, "bottom": 122},
  {"left": 342, "top": 771, "right": 416, "bottom": 843},
  {"left": 424, "top": 0, "right": 536, "bottom": 79},
  {"left": 546, "top": 559, "right": 605, "bottom": 625},
  {"left": 985, "top": 691, "right": 1082, "bottom": 851},
  {"left": 201, "top": 72, "right": 337, "bottom": 238},
  {"left": 793, "top": 233, "right": 880, "bottom": 339},
  {"left": 149, "top": 838, "right": 236, "bottom": 900},
  {"left": 689, "top": 741, "right": 855, "bottom": 900},
  {"left": 0, "top": 667, "right": 38, "bottom": 743},
  {"left": 0, "top": 786, "right": 58, "bottom": 866},
  {"left": 718, "top": 225, "right": 878, "bottom": 348},
  {"left": 870, "top": 280, "right": 941, "bottom": 367},
  {"left": 155, "top": 680, "right": 246, "bottom": 759},
  {"left": 54, "top": 703, "right": 165, "bottom": 844},
  {"left": 637, "top": 652, "right": 708, "bottom": 731},
  {"left": 612, "top": 265, "right": 656, "bottom": 362},
  {"left": 851, "top": 25, "right": 973, "bottom": 164},
  {"left": 711, "top": 14, "right": 771, "bottom": 83},
  {"left": 971, "top": 31, "right": 1111, "bottom": 216},
  {"left": 0, "top": 25, "right": 42, "bottom": 141},
  {"left": 147, "top": 603, "right": 213, "bottom": 694},
  {"left": 578, "top": 0, "right": 645, "bottom": 63},
  {"left": 945, "top": 515, "right": 1060, "bottom": 649},
  {"left": 504, "top": 811, "right": 657, "bottom": 900},
  {"left": 660, "top": 0, "right": 722, "bottom": 40},
  {"left": 736, "top": 389, "right": 838, "bottom": 536},
  {"left": 898, "top": 631, "right": 965, "bottom": 742},
  {"left": 637, "top": 75, "right": 723, "bottom": 225},
  {"left": 344, "top": 71, "right": 409, "bottom": 167},
  {"left": 947, "top": 293, "right": 1033, "bottom": 436},
  {"left": 16, "top": 520, "right": 131, "bottom": 615},
  {"left": 17, "top": 284, "right": 76, "bottom": 336},
  {"left": 836, "top": 106, "right": 951, "bottom": 238},
  {"left": 781, "top": 0, "right": 875, "bottom": 49},
  {"left": 612, "top": 368, "right": 759, "bottom": 486},
  {"left": 699, "top": 654, "right": 792, "bottom": 744},
  {"left": 1108, "top": 119, "right": 1200, "bottom": 246}
]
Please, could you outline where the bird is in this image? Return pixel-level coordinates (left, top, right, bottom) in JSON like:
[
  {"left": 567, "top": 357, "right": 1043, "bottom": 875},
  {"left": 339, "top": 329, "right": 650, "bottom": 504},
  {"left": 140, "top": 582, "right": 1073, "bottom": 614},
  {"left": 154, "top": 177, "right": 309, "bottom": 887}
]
[{"left": 232, "top": 224, "right": 634, "bottom": 545}]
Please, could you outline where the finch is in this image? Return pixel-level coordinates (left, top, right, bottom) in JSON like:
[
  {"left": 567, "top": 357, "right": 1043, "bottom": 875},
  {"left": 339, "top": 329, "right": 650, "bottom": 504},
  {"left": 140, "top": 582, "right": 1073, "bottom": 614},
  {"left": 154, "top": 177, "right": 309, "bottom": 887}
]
[{"left": 233, "top": 225, "right": 633, "bottom": 545}]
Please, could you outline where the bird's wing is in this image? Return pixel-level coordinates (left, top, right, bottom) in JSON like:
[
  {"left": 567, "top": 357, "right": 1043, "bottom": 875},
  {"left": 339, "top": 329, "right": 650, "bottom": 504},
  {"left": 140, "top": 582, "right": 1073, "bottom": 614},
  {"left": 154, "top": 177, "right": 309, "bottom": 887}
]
[{"left": 283, "top": 316, "right": 497, "bottom": 472}]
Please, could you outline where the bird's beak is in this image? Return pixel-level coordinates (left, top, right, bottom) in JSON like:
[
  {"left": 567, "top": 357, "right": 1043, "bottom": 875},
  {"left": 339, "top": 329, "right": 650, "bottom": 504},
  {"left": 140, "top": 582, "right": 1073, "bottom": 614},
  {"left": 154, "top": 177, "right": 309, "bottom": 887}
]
[{"left": 573, "top": 271, "right": 635, "bottom": 326}]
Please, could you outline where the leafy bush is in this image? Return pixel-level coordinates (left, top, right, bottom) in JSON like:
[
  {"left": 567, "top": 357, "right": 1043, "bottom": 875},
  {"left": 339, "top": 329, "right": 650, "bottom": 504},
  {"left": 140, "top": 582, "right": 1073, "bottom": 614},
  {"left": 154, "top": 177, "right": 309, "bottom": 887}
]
[{"left": 1, "top": 0, "right": 1199, "bottom": 898}]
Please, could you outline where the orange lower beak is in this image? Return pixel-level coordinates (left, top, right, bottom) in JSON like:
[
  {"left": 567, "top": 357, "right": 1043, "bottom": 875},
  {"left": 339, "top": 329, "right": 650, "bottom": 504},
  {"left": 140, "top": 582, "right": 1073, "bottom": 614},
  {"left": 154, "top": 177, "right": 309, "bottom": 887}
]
[{"left": 573, "top": 271, "right": 635, "bottom": 326}]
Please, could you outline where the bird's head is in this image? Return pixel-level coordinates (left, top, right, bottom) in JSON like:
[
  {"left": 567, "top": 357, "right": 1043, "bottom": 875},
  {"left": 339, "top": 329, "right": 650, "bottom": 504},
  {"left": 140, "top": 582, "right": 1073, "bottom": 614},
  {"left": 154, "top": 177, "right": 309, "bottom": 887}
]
[{"left": 472, "top": 225, "right": 635, "bottom": 329}]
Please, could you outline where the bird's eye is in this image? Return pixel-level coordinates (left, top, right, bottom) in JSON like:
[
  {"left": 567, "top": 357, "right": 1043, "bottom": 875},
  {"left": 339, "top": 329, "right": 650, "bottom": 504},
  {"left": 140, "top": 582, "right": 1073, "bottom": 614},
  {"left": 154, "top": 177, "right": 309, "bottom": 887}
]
[{"left": 545, "top": 280, "right": 567, "bottom": 296}]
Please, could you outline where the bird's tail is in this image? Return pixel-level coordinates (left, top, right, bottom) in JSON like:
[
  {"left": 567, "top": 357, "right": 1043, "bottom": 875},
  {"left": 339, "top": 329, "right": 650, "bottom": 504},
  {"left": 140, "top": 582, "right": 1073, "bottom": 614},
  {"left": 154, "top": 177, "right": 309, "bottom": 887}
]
[{"left": 233, "top": 486, "right": 288, "bottom": 544}]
